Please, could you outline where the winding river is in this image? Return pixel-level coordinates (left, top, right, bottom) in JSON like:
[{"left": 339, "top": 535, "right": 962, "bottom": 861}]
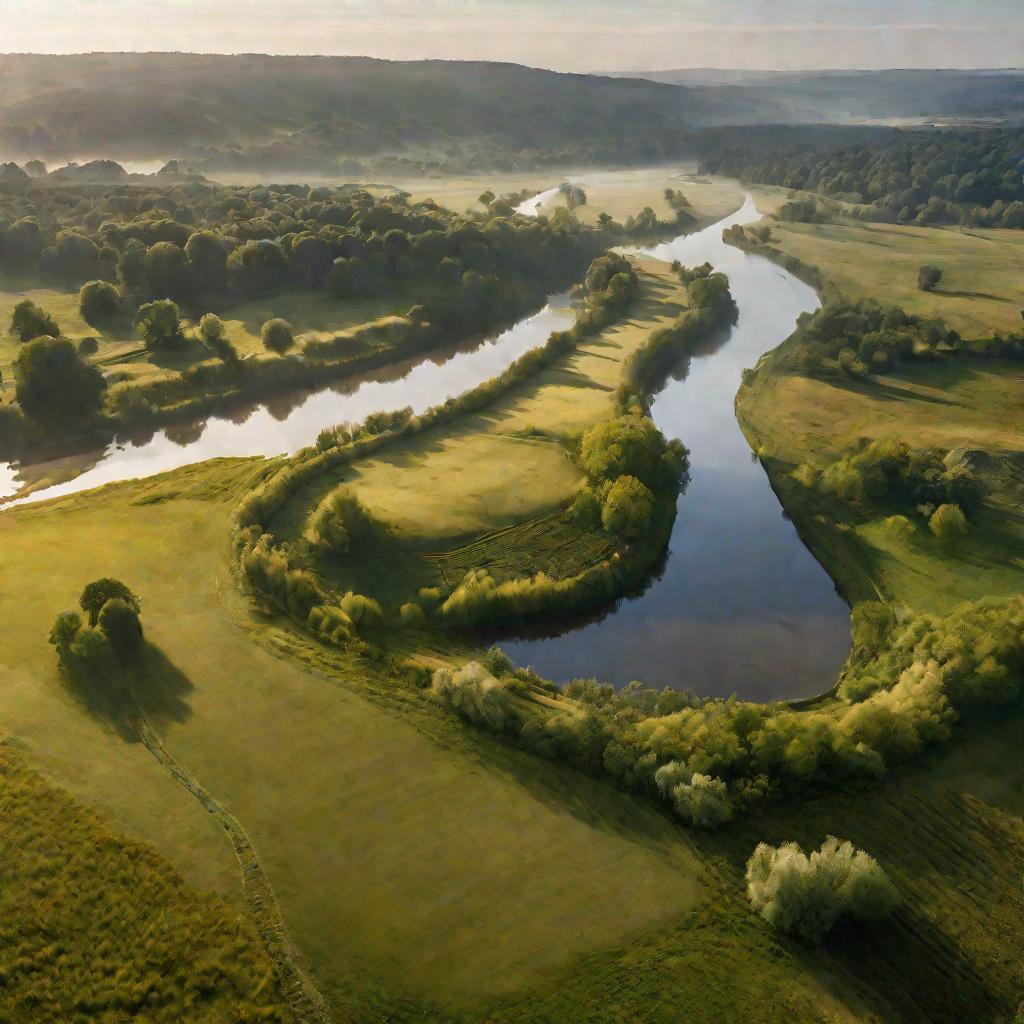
[{"left": 0, "top": 191, "right": 850, "bottom": 699}]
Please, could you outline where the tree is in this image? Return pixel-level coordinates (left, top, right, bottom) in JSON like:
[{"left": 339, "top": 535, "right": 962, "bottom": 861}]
[
  {"left": 134, "top": 299, "right": 185, "bottom": 350},
  {"left": 746, "top": 837, "right": 900, "bottom": 945},
  {"left": 261, "top": 318, "right": 295, "bottom": 354},
  {"left": 98, "top": 597, "right": 144, "bottom": 654},
  {"left": 184, "top": 229, "right": 228, "bottom": 293},
  {"left": 478, "top": 190, "right": 496, "bottom": 208},
  {"left": 10, "top": 299, "right": 59, "bottom": 342},
  {"left": 78, "top": 280, "right": 121, "bottom": 324},
  {"left": 601, "top": 475, "right": 655, "bottom": 539},
  {"left": 198, "top": 313, "right": 239, "bottom": 365},
  {"left": 80, "top": 579, "right": 141, "bottom": 627},
  {"left": 49, "top": 610, "right": 83, "bottom": 661},
  {"left": 929, "top": 503, "right": 968, "bottom": 542},
  {"left": 308, "top": 485, "right": 380, "bottom": 552},
  {"left": 143, "top": 241, "right": 191, "bottom": 302},
  {"left": 918, "top": 265, "right": 942, "bottom": 292},
  {"left": 14, "top": 336, "right": 106, "bottom": 429}
]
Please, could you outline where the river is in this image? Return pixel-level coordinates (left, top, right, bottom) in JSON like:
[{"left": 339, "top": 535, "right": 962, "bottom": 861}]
[
  {"left": 495, "top": 192, "right": 851, "bottom": 700},
  {"left": 0, "top": 192, "right": 850, "bottom": 699}
]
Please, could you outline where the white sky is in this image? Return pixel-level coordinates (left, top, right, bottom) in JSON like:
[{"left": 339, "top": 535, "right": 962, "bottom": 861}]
[{"left": 0, "top": 0, "right": 1022, "bottom": 71}]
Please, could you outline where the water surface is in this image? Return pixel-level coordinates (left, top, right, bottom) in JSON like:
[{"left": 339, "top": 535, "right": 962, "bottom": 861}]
[
  {"left": 0, "top": 192, "right": 850, "bottom": 700},
  {"left": 495, "top": 196, "right": 851, "bottom": 699}
]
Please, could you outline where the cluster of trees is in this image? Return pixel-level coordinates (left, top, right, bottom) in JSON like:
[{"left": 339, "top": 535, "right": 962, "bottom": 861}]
[
  {"left": 791, "top": 297, "right": 961, "bottom": 377},
  {"left": 700, "top": 126, "right": 1024, "bottom": 228},
  {"left": 1, "top": 183, "right": 610, "bottom": 437},
  {"left": 307, "top": 484, "right": 387, "bottom": 553},
  {"left": 805, "top": 437, "right": 982, "bottom": 519},
  {"left": 426, "top": 591, "right": 1024, "bottom": 829},
  {"left": 571, "top": 415, "right": 689, "bottom": 542},
  {"left": 0, "top": 181, "right": 603, "bottom": 310},
  {"left": 746, "top": 837, "right": 900, "bottom": 945},
  {"left": 619, "top": 263, "right": 738, "bottom": 406},
  {"left": 49, "top": 578, "right": 144, "bottom": 668}
]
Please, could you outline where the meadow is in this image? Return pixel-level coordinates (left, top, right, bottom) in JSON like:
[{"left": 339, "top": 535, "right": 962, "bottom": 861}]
[
  {"left": 748, "top": 186, "right": 1024, "bottom": 337},
  {"left": 2, "top": 455, "right": 1021, "bottom": 1022},
  {"left": 0, "top": 167, "right": 1022, "bottom": 1022},
  {"left": 737, "top": 190, "right": 1024, "bottom": 614}
]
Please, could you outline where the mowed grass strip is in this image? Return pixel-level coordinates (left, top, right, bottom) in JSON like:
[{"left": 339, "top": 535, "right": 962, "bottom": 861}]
[
  {"left": 301, "top": 260, "right": 689, "bottom": 545},
  {"left": 0, "top": 459, "right": 706, "bottom": 1015}
]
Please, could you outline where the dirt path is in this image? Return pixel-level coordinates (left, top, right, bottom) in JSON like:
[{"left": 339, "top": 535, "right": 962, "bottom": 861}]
[{"left": 129, "top": 696, "right": 333, "bottom": 1024}]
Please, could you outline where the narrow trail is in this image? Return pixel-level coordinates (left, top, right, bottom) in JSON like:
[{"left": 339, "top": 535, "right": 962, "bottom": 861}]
[{"left": 127, "top": 693, "right": 333, "bottom": 1024}]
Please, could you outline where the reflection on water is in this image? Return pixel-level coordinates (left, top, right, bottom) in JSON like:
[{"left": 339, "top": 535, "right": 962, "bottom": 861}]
[
  {"left": 0, "top": 297, "right": 574, "bottom": 506},
  {"left": 0, "top": 189, "right": 852, "bottom": 702},
  {"left": 496, "top": 195, "right": 851, "bottom": 700}
]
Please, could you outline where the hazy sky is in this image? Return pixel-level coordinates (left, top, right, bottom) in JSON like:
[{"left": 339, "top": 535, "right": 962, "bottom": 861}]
[{"left": 2, "top": 0, "right": 1023, "bottom": 72}]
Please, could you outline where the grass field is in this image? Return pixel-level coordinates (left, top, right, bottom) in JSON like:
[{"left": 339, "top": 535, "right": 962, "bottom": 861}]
[
  {"left": 0, "top": 459, "right": 717, "bottom": 1017},
  {"left": 270, "top": 259, "right": 689, "bottom": 551},
  {"left": 398, "top": 168, "right": 745, "bottom": 229},
  {"left": 0, "top": 275, "right": 408, "bottom": 403},
  {"left": 0, "top": 741, "right": 294, "bottom": 1022},
  {"left": 748, "top": 189, "right": 1024, "bottom": 338},
  {"left": 739, "top": 351, "right": 1024, "bottom": 614},
  {"left": 9, "top": 455, "right": 1022, "bottom": 1023}
]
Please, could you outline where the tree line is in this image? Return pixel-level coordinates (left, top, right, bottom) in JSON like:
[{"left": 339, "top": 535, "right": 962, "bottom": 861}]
[{"left": 700, "top": 126, "right": 1024, "bottom": 229}]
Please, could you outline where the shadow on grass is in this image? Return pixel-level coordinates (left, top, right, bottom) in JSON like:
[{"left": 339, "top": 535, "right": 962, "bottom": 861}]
[{"left": 62, "top": 642, "right": 194, "bottom": 743}]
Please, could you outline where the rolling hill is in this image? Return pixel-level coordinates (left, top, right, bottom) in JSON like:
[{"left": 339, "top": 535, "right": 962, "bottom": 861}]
[{"left": 0, "top": 53, "right": 784, "bottom": 175}]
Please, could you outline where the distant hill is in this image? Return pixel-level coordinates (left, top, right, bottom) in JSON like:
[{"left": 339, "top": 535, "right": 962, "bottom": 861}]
[
  {"left": 603, "top": 69, "right": 1024, "bottom": 125},
  {"left": 0, "top": 53, "right": 785, "bottom": 176}
]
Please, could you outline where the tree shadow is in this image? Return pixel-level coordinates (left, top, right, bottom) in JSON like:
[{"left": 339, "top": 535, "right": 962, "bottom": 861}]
[
  {"left": 61, "top": 642, "right": 194, "bottom": 743},
  {"left": 934, "top": 288, "right": 1014, "bottom": 303}
]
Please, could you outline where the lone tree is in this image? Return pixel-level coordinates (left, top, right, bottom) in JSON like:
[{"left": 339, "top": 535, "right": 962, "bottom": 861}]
[
  {"left": 134, "top": 299, "right": 185, "bottom": 350},
  {"left": 80, "top": 578, "right": 141, "bottom": 627},
  {"left": 10, "top": 298, "right": 60, "bottom": 342},
  {"left": 197, "top": 313, "right": 239, "bottom": 365},
  {"left": 918, "top": 265, "right": 942, "bottom": 292},
  {"left": 14, "top": 336, "right": 106, "bottom": 429},
  {"left": 79, "top": 279, "right": 121, "bottom": 324},
  {"left": 261, "top": 317, "right": 295, "bottom": 354}
]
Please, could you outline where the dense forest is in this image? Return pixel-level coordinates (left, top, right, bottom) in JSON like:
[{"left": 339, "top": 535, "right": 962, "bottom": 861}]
[
  {"left": 0, "top": 54, "right": 782, "bottom": 176},
  {"left": 701, "top": 126, "right": 1024, "bottom": 228},
  {"left": 0, "top": 177, "right": 606, "bottom": 444}
]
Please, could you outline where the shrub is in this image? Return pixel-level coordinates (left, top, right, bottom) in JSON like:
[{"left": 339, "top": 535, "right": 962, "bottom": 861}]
[
  {"left": 77, "top": 336, "right": 99, "bottom": 356},
  {"left": 261, "top": 318, "right": 295, "bottom": 354},
  {"left": 883, "top": 514, "right": 915, "bottom": 541},
  {"left": 69, "top": 625, "right": 112, "bottom": 667},
  {"left": 929, "top": 503, "right": 968, "bottom": 542},
  {"left": 569, "top": 486, "right": 602, "bottom": 529},
  {"left": 308, "top": 485, "right": 384, "bottom": 553},
  {"left": 669, "top": 772, "right": 733, "bottom": 829},
  {"left": 10, "top": 298, "right": 59, "bottom": 341},
  {"left": 198, "top": 313, "right": 239, "bottom": 365},
  {"left": 339, "top": 591, "right": 383, "bottom": 626},
  {"left": 431, "top": 662, "right": 519, "bottom": 732},
  {"left": 601, "top": 475, "right": 655, "bottom": 539},
  {"left": 746, "top": 837, "right": 900, "bottom": 945},
  {"left": 78, "top": 279, "right": 120, "bottom": 323},
  {"left": 399, "top": 602, "right": 427, "bottom": 628}
]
